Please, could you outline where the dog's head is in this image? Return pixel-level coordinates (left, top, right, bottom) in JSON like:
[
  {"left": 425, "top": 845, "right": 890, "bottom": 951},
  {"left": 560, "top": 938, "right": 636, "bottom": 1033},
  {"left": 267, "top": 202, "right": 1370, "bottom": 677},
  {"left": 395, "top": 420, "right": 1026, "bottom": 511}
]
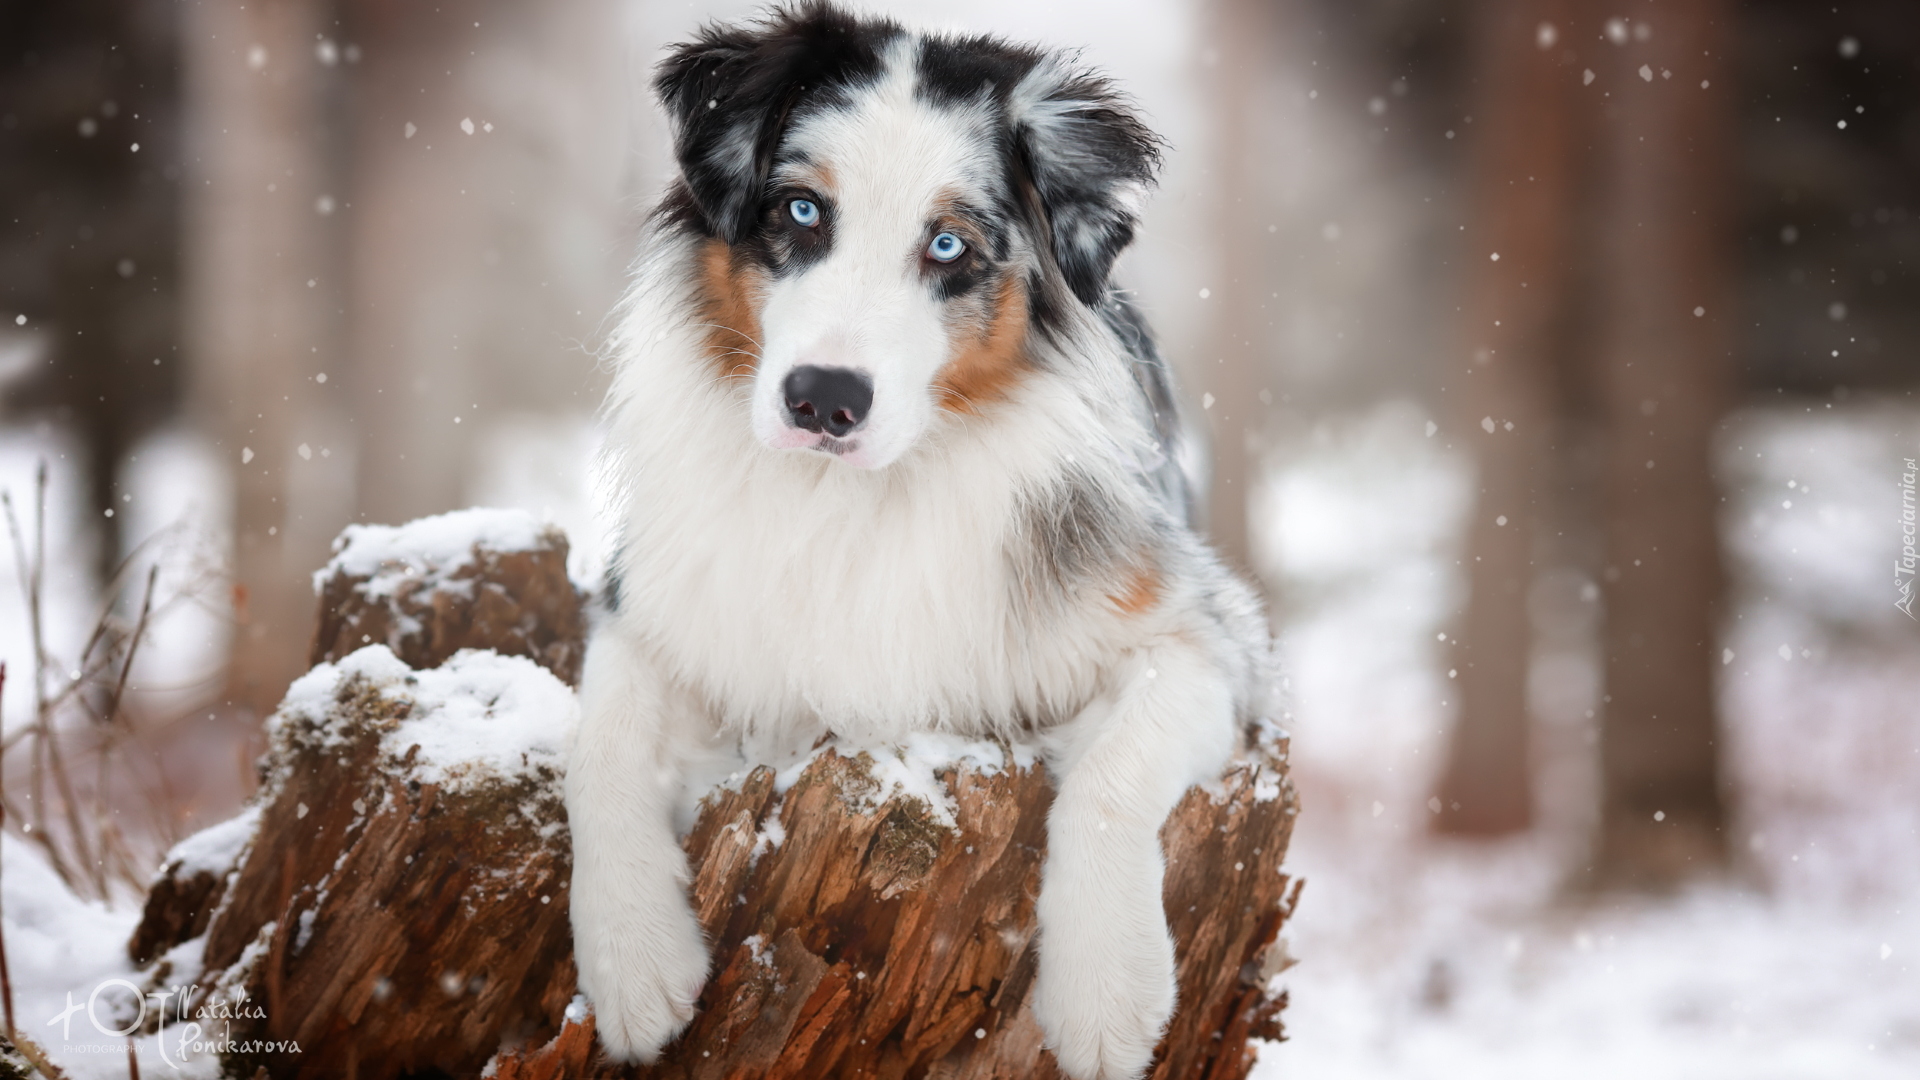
[{"left": 655, "top": 2, "right": 1161, "bottom": 470}]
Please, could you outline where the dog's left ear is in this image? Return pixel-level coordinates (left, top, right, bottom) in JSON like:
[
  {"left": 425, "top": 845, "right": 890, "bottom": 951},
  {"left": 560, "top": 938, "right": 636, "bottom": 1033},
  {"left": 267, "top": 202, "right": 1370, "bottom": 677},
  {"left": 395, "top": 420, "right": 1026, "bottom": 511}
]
[
  {"left": 655, "top": 5, "right": 892, "bottom": 244},
  {"left": 1010, "top": 63, "right": 1164, "bottom": 307}
]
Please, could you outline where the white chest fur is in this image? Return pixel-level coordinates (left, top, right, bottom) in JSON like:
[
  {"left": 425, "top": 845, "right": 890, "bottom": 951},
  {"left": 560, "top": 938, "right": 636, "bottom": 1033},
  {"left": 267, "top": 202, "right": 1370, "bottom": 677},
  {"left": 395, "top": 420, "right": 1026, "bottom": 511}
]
[{"left": 605, "top": 319, "right": 1128, "bottom": 744}]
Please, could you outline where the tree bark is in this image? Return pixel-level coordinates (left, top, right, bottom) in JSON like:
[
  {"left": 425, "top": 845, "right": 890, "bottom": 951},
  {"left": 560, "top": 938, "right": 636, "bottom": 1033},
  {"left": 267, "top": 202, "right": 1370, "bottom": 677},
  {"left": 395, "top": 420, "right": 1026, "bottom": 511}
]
[
  {"left": 1434, "top": 0, "right": 1585, "bottom": 835},
  {"left": 307, "top": 520, "right": 585, "bottom": 683},
  {"left": 130, "top": 518, "right": 1300, "bottom": 1078},
  {"left": 1585, "top": 0, "right": 1735, "bottom": 886}
]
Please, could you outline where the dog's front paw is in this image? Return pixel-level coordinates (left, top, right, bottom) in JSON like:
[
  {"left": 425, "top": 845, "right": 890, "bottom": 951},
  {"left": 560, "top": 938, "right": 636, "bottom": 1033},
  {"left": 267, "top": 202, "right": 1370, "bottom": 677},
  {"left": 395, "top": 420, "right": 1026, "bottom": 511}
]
[
  {"left": 1031, "top": 899, "right": 1177, "bottom": 1080},
  {"left": 573, "top": 894, "right": 711, "bottom": 1062}
]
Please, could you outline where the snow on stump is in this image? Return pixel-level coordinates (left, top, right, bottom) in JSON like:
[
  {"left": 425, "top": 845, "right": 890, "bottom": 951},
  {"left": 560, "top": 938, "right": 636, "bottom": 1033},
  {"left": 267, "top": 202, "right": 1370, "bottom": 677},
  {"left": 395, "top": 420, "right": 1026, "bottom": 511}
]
[
  {"left": 309, "top": 507, "right": 586, "bottom": 684},
  {"left": 129, "top": 509, "right": 1301, "bottom": 1079}
]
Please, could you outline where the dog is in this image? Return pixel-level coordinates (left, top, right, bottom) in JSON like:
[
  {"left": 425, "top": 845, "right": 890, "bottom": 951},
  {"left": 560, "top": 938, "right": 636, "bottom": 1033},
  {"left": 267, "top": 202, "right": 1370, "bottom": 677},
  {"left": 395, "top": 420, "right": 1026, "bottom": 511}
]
[{"left": 566, "top": 5, "right": 1273, "bottom": 1077}]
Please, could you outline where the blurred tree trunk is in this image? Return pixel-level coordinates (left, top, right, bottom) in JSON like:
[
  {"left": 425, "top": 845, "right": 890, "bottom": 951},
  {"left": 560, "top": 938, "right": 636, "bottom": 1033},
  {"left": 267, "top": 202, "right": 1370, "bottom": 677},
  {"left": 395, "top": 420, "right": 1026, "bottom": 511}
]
[
  {"left": 183, "top": 0, "right": 341, "bottom": 714},
  {"left": 1587, "top": 0, "right": 1733, "bottom": 885},
  {"left": 337, "top": 0, "right": 477, "bottom": 525},
  {"left": 0, "top": 0, "right": 183, "bottom": 581},
  {"left": 1434, "top": 0, "right": 1582, "bottom": 835},
  {"left": 336, "top": 0, "right": 628, "bottom": 526},
  {"left": 1198, "top": 0, "right": 1285, "bottom": 576}
]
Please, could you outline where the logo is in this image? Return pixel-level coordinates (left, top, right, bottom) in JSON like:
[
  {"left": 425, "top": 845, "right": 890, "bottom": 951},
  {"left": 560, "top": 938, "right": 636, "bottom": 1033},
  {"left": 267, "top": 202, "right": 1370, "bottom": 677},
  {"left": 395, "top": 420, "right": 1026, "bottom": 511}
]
[
  {"left": 45, "top": 981, "right": 299, "bottom": 1070},
  {"left": 1899, "top": 457, "right": 1917, "bottom": 620}
]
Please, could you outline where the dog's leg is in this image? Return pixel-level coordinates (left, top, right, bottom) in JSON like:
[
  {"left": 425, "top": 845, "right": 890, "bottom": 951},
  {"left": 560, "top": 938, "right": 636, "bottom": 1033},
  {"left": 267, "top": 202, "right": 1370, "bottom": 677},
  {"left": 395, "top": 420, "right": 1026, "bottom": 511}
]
[
  {"left": 565, "top": 625, "right": 714, "bottom": 1062},
  {"left": 1033, "top": 641, "right": 1237, "bottom": 1080}
]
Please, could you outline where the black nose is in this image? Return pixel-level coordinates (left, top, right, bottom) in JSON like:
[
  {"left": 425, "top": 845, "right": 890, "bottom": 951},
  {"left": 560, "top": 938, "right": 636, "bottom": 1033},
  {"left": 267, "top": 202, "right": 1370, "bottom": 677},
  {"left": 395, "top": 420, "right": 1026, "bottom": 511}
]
[{"left": 782, "top": 365, "right": 873, "bottom": 437}]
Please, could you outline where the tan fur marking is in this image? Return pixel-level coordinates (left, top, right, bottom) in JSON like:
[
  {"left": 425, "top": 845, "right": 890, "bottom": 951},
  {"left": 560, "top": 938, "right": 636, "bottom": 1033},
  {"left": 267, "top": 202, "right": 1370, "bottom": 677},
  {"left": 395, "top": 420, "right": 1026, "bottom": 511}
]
[
  {"left": 1108, "top": 563, "right": 1162, "bottom": 616},
  {"left": 698, "top": 239, "right": 766, "bottom": 380},
  {"left": 930, "top": 187, "right": 967, "bottom": 221},
  {"left": 933, "top": 277, "right": 1031, "bottom": 413}
]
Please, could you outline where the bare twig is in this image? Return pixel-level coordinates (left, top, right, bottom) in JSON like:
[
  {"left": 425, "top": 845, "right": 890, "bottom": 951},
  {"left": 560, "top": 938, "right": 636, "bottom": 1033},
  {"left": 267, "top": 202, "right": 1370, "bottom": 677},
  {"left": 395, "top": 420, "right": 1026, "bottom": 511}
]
[
  {"left": 28, "top": 466, "right": 46, "bottom": 721},
  {"left": 1, "top": 486, "right": 51, "bottom": 850},
  {"left": 103, "top": 565, "right": 159, "bottom": 727},
  {"left": 3, "top": 467, "right": 232, "bottom": 899},
  {"left": 4, "top": 569, "right": 203, "bottom": 755},
  {"left": 87, "top": 565, "right": 165, "bottom": 898},
  {"left": 39, "top": 690, "right": 102, "bottom": 897},
  {"left": 69, "top": 523, "right": 183, "bottom": 697},
  {"left": 9, "top": 1027, "right": 72, "bottom": 1079},
  {"left": 3, "top": 471, "right": 99, "bottom": 896},
  {"left": 0, "top": 662, "right": 13, "bottom": 1045}
]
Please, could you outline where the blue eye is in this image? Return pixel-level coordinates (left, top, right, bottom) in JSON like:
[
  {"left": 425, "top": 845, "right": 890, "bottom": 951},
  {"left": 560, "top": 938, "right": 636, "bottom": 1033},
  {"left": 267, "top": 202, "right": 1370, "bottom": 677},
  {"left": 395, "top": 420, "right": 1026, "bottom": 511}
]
[
  {"left": 788, "top": 198, "right": 820, "bottom": 227},
  {"left": 927, "top": 232, "right": 966, "bottom": 263}
]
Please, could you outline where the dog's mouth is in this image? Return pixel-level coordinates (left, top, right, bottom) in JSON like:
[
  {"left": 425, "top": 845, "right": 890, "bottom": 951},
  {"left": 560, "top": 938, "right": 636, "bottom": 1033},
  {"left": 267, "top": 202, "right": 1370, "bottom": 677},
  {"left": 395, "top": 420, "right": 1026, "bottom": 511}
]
[
  {"left": 801, "top": 429, "right": 885, "bottom": 469},
  {"left": 767, "top": 424, "right": 865, "bottom": 461}
]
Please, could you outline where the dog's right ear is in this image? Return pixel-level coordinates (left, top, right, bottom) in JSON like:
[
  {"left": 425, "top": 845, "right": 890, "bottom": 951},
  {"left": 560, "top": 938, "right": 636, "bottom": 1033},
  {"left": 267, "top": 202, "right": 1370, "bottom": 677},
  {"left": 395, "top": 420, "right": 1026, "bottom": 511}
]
[{"left": 655, "top": 4, "right": 894, "bottom": 244}]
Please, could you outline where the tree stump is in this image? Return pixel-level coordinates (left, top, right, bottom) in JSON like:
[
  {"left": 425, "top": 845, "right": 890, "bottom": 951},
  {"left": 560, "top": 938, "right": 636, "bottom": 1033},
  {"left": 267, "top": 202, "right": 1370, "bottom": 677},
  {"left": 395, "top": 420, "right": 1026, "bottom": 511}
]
[
  {"left": 130, "top": 510, "right": 1300, "bottom": 1079},
  {"left": 307, "top": 507, "right": 586, "bottom": 684}
]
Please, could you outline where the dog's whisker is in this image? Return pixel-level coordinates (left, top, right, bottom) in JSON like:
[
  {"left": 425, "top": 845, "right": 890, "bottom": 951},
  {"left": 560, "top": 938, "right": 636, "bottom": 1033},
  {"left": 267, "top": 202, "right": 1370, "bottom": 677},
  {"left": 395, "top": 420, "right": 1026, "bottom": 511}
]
[
  {"left": 931, "top": 384, "right": 980, "bottom": 414},
  {"left": 694, "top": 321, "right": 766, "bottom": 352},
  {"left": 705, "top": 343, "right": 766, "bottom": 381}
]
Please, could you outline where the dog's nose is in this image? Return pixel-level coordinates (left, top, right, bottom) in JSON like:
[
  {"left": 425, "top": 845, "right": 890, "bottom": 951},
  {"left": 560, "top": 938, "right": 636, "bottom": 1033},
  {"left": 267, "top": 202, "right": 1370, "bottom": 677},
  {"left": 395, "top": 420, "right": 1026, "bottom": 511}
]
[{"left": 782, "top": 366, "right": 873, "bottom": 437}]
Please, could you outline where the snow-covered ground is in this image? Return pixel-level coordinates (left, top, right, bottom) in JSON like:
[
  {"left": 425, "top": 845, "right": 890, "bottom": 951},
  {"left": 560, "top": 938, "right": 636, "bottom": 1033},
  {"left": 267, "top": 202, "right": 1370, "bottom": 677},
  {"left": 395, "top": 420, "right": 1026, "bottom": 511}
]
[
  {"left": 1254, "top": 399, "right": 1920, "bottom": 1079},
  {"left": 2, "top": 833, "right": 223, "bottom": 1077}
]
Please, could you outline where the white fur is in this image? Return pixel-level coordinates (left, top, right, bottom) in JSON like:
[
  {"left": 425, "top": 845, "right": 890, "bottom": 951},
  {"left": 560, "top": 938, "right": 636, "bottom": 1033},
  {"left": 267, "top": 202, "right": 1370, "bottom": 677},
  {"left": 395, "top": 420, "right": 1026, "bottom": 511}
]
[{"left": 567, "top": 38, "right": 1270, "bottom": 1080}]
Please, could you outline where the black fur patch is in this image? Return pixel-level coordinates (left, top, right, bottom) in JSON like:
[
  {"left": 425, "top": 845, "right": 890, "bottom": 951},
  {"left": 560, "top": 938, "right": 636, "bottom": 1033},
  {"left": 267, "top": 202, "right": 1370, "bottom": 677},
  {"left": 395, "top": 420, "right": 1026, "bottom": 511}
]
[
  {"left": 1102, "top": 291, "right": 1193, "bottom": 524},
  {"left": 916, "top": 34, "right": 1039, "bottom": 108},
  {"left": 655, "top": 2, "right": 900, "bottom": 244},
  {"left": 929, "top": 261, "right": 990, "bottom": 303},
  {"left": 1023, "top": 266, "right": 1067, "bottom": 340},
  {"left": 1014, "top": 468, "right": 1148, "bottom": 603},
  {"left": 913, "top": 32, "right": 1163, "bottom": 309},
  {"left": 600, "top": 550, "right": 625, "bottom": 614},
  {"left": 1011, "top": 67, "right": 1162, "bottom": 307}
]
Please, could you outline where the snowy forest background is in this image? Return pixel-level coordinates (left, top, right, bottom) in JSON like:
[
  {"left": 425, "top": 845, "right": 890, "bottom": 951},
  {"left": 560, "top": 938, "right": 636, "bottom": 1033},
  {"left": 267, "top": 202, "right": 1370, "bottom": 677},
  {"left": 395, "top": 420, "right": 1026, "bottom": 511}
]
[{"left": 1, "top": 0, "right": 1917, "bottom": 1076}]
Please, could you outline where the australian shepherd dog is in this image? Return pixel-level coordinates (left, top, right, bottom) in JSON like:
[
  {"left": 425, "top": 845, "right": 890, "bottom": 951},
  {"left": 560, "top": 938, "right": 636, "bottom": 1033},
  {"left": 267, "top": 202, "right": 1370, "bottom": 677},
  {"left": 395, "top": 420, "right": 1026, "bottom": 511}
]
[{"left": 566, "top": 4, "right": 1273, "bottom": 1077}]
